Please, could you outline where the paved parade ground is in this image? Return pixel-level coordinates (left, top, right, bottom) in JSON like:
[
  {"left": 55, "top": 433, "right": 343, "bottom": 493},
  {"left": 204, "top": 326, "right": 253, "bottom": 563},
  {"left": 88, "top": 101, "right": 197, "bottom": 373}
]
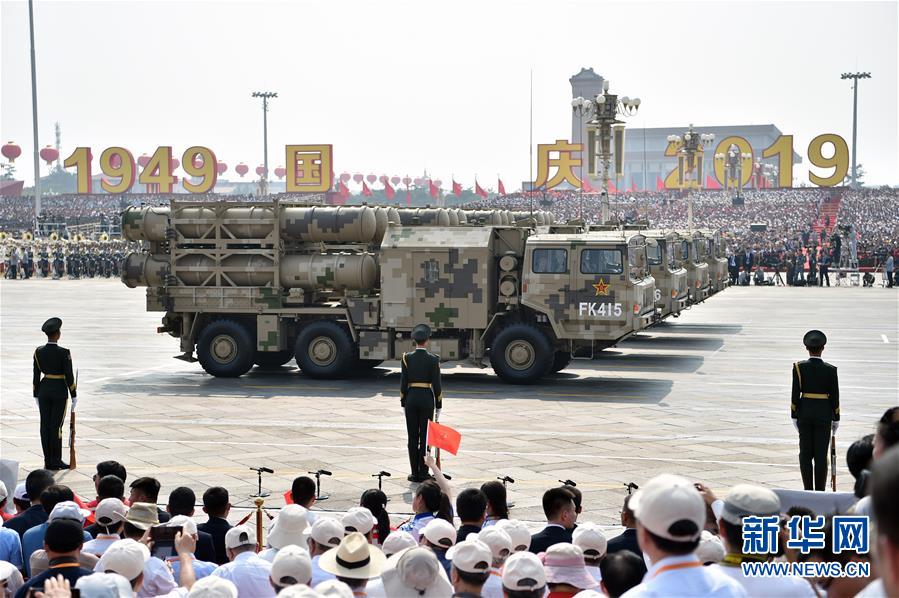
[{"left": 1, "top": 279, "right": 897, "bottom": 526}]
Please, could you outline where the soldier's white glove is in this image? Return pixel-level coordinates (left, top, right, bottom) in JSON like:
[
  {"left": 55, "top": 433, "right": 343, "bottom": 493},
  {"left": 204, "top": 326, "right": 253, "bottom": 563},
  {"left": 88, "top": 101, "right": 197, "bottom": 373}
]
[
  {"left": 832, "top": 421, "right": 839, "bottom": 434},
  {"left": 792, "top": 419, "right": 799, "bottom": 432},
  {"left": 435, "top": 409, "right": 441, "bottom": 422},
  {"left": 72, "top": 398, "right": 77, "bottom": 410}
]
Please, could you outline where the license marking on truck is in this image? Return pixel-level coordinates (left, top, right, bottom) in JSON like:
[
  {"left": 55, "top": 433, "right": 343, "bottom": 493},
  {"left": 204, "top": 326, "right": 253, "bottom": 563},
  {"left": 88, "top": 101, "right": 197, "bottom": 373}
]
[{"left": 578, "top": 302, "right": 623, "bottom": 317}]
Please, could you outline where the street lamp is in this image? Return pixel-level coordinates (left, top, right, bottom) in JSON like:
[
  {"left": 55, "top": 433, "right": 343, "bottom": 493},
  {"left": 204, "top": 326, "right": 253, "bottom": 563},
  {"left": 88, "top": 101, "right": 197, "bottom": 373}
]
[
  {"left": 840, "top": 71, "right": 871, "bottom": 189},
  {"left": 669, "top": 124, "right": 714, "bottom": 229},
  {"left": 716, "top": 144, "right": 750, "bottom": 200},
  {"left": 583, "top": 80, "right": 641, "bottom": 223},
  {"left": 571, "top": 96, "right": 594, "bottom": 218},
  {"left": 251, "top": 91, "right": 277, "bottom": 195}
]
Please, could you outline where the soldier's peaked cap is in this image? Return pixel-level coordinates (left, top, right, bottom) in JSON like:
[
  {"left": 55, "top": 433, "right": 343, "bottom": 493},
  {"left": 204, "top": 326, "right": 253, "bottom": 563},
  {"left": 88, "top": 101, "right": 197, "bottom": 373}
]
[
  {"left": 412, "top": 324, "right": 431, "bottom": 342},
  {"left": 803, "top": 329, "right": 827, "bottom": 349},
  {"left": 42, "top": 317, "right": 62, "bottom": 335}
]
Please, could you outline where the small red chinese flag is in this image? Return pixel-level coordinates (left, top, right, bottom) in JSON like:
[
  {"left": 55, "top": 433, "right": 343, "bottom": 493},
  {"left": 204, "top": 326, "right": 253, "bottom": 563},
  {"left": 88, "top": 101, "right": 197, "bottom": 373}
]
[
  {"left": 498, "top": 178, "right": 506, "bottom": 195},
  {"left": 338, "top": 180, "right": 350, "bottom": 199},
  {"left": 452, "top": 179, "right": 463, "bottom": 196},
  {"left": 705, "top": 175, "right": 722, "bottom": 190},
  {"left": 427, "top": 420, "right": 461, "bottom": 455},
  {"left": 582, "top": 178, "right": 593, "bottom": 192},
  {"left": 475, "top": 181, "right": 488, "bottom": 198},
  {"left": 608, "top": 179, "right": 618, "bottom": 194},
  {"left": 283, "top": 489, "right": 294, "bottom": 504},
  {"left": 385, "top": 180, "right": 395, "bottom": 200},
  {"left": 656, "top": 176, "right": 665, "bottom": 191},
  {"left": 429, "top": 179, "right": 439, "bottom": 198},
  {"left": 362, "top": 181, "right": 372, "bottom": 197},
  {"left": 406, "top": 189, "right": 412, "bottom": 205}
]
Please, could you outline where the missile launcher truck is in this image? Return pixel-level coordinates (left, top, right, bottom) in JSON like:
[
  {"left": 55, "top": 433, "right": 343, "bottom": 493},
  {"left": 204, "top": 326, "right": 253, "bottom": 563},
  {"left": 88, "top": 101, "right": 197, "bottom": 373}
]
[{"left": 121, "top": 200, "right": 655, "bottom": 384}]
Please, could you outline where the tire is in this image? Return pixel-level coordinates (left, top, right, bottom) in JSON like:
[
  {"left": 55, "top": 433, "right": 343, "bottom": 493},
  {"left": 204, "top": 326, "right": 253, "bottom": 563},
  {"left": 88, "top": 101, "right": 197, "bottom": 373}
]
[
  {"left": 551, "top": 351, "right": 572, "bottom": 373},
  {"left": 197, "top": 319, "right": 255, "bottom": 378},
  {"left": 489, "top": 323, "right": 553, "bottom": 384},
  {"left": 294, "top": 321, "right": 355, "bottom": 379},
  {"left": 254, "top": 350, "right": 294, "bottom": 368}
]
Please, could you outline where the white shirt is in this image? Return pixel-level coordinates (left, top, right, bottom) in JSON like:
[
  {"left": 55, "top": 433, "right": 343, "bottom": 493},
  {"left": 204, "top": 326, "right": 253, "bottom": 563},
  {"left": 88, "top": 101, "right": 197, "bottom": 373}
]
[
  {"left": 82, "top": 534, "right": 120, "bottom": 556},
  {"left": 211, "top": 550, "right": 275, "bottom": 598},
  {"left": 585, "top": 564, "right": 602, "bottom": 584},
  {"left": 855, "top": 578, "right": 888, "bottom": 597},
  {"left": 620, "top": 554, "right": 747, "bottom": 598},
  {"left": 711, "top": 561, "right": 816, "bottom": 597},
  {"left": 95, "top": 553, "right": 177, "bottom": 598},
  {"left": 310, "top": 554, "right": 336, "bottom": 587},
  {"left": 258, "top": 547, "right": 278, "bottom": 563}
]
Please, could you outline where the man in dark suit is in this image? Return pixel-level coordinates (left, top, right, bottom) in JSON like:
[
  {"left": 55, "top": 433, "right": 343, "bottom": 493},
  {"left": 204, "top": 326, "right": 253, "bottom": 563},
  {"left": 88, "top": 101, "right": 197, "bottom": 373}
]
[
  {"left": 400, "top": 324, "right": 443, "bottom": 483},
  {"left": 792, "top": 330, "right": 840, "bottom": 490},
  {"left": 528, "top": 487, "right": 577, "bottom": 553},
  {"left": 3, "top": 469, "right": 55, "bottom": 538},
  {"left": 197, "top": 486, "right": 232, "bottom": 565},
  {"left": 606, "top": 494, "right": 644, "bottom": 568},
  {"left": 33, "top": 317, "right": 77, "bottom": 470},
  {"left": 166, "top": 487, "right": 216, "bottom": 563}
]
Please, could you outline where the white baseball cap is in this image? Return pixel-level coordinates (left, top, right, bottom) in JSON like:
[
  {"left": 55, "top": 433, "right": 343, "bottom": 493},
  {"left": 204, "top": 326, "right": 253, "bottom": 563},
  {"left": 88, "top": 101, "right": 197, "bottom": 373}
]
[
  {"left": 75, "top": 572, "right": 133, "bottom": 598},
  {"left": 382, "top": 530, "right": 417, "bottom": 556},
  {"left": 382, "top": 547, "right": 454, "bottom": 597},
  {"left": 314, "top": 579, "right": 354, "bottom": 598},
  {"left": 475, "top": 526, "right": 513, "bottom": 563},
  {"left": 225, "top": 524, "right": 256, "bottom": 549},
  {"left": 13, "top": 482, "right": 28, "bottom": 501},
  {"left": 696, "top": 530, "right": 726, "bottom": 564},
  {"left": 446, "top": 538, "right": 492, "bottom": 574},
  {"left": 310, "top": 517, "right": 344, "bottom": 548},
  {"left": 271, "top": 544, "right": 313, "bottom": 587},
  {"left": 269, "top": 505, "right": 310, "bottom": 549},
  {"left": 540, "top": 543, "right": 598, "bottom": 590},
  {"left": 48, "top": 500, "right": 87, "bottom": 523},
  {"left": 0, "top": 481, "right": 7, "bottom": 502},
  {"left": 167, "top": 514, "right": 198, "bottom": 536},
  {"left": 629, "top": 474, "right": 705, "bottom": 542},
  {"left": 188, "top": 575, "right": 239, "bottom": 598},
  {"left": 572, "top": 522, "right": 608, "bottom": 558},
  {"left": 341, "top": 506, "right": 375, "bottom": 535},
  {"left": 502, "top": 551, "right": 546, "bottom": 592},
  {"left": 421, "top": 518, "right": 456, "bottom": 549},
  {"left": 275, "top": 585, "right": 321, "bottom": 598},
  {"left": 495, "top": 519, "right": 531, "bottom": 552},
  {"left": 97, "top": 539, "right": 150, "bottom": 581},
  {"left": 720, "top": 484, "right": 781, "bottom": 525},
  {"left": 95, "top": 498, "right": 128, "bottom": 527}
]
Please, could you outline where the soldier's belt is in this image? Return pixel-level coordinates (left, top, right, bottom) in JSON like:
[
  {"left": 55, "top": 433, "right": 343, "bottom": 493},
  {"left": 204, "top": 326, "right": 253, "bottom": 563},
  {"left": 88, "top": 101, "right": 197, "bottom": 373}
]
[
  {"left": 409, "top": 383, "right": 433, "bottom": 389},
  {"left": 801, "top": 393, "right": 830, "bottom": 399},
  {"left": 42, "top": 374, "right": 66, "bottom": 380}
]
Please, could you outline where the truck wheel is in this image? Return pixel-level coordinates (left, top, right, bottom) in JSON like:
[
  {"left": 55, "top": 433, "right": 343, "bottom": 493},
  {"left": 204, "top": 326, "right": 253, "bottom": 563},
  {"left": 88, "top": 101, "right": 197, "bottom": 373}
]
[
  {"left": 295, "top": 321, "right": 355, "bottom": 379},
  {"left": 254, "top": 350, "right": 294, "bottom": 369},
  {"left": 197, "top": 319, "right": 255, "bottom": 378},
  {"left": 551, "top": 351, "right": 572, "bottom": 373},
  {"left": 490, "top": 323, "right": 553, "bottom": 384}
]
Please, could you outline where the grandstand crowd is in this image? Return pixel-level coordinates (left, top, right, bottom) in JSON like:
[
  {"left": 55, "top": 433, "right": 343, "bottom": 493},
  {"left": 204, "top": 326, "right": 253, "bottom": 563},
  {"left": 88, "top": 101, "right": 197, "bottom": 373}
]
[{"left": 1, "top": 407, "right": 898, "bottom": 597}]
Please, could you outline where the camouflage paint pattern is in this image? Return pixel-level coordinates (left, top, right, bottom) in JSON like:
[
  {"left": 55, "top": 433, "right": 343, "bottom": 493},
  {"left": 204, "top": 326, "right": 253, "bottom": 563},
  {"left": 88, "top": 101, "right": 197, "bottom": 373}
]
[
  {"left": 358, "top": 330, "right": 389, "bottom": 360},
  {"left": 257, "top": 314, "right": 281, "bottom": 351},
  {"left": 678, "top": 230, "right": 711, "bottom": 303},
  {"left": 641, "top": 230, "right": 689, "bottom": 318}
]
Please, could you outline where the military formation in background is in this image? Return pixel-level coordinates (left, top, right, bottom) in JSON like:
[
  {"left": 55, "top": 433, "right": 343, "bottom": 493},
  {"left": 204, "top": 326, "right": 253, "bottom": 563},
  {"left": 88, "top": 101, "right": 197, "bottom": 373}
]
[{"left": 0, "top": 236, "right": 136, "bottom": 280}]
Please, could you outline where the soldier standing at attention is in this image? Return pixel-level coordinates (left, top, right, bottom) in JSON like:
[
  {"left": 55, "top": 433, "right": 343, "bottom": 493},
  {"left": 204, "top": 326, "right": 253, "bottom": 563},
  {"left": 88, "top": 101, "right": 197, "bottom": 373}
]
[
  {"left": 33, "top": 317, "right": 77, "bottom": 470},
  {"left": 401, "top": 324, "right": 442, "bottom": 483},
  {"left": 791, "top": 330, "right": 839, "bottom": 491}
]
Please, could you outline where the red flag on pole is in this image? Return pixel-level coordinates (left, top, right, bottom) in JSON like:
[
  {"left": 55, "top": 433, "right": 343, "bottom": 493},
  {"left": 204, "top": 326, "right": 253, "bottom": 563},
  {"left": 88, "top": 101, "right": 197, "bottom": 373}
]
[
  {"left": 608, "top": 179, "right": 618, "bottom": 194},
  {"left": 338, "top": 180, "right": 350, "bottom": 199},
  {"left": 452, "top": 179, "right": 462, "bottom": 196},
  {"left": 630, "top": 180, "right": 638, "bottom": 192},
  {"left": 385, "top": 180, "right": 395, "bottom": 200},
  {"left": 362, "top": 181, "right": 372, "bottom": 197},
  {"left": 475, "top": 180, "right": 488, "bottom": 198},
  {"left": 705, "top": 175, "right": 722, "bottom": 190},
  {"left": 429, "top": 179, "right": 439, "bottom": 198},
  {"left": 498, "top": 178, "right": 506, "bottom": 195},
  {"left": 582, "top": 178, "right": 593, "bottom": 192},
  {"left": 427, "top": 420, "right": 461, "bottom": 455},
  {"left": 406, "top": 189, "right": 412, "bottom": 205},
  {"left": 656, "top": 176, "right": 665, "bottom": 191}
]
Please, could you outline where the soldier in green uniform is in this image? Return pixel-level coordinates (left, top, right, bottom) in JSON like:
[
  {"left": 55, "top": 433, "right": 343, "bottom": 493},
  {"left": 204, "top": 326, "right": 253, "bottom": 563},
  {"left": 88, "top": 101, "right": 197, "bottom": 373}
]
[
  {"left": 791, "top": 329, "right": 840, "bottom": 490},
  {"left": 32, "top": 317, "right": 77, "bottom": 470},
  {"left": 400, "top": 323, "right": 442, "bottom": 483}
]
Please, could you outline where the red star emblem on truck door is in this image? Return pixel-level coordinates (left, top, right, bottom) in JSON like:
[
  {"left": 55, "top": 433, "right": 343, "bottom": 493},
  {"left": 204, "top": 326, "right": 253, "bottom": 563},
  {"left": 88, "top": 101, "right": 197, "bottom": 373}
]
[{"left": 593, "top": 278, "right": 610, "bottom": 296}]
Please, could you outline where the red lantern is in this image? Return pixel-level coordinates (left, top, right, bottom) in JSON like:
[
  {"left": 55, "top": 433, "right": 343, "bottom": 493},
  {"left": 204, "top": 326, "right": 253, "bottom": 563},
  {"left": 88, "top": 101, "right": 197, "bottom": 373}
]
[
  {"left": 390, "top": 176, "right": 401, "bottom": 186},
  {"left": 236, "top": 163, "right": 249, "bottom": 177},
  {"left": 275, "top": 166, "right": 286, "bottom": 179},
  {"left": 39, "top": 145, "right": 59, "bottom": 165},
  {"left": 192, "top": 156, "right": 204, "bottom": 169},
  {"left": 434, "top": 179, "right": 442, "bottom": 187},
  {"left": 2, "top": 141, "right": 22, "bottom": 162},
  {"left": 217, "top": 161, "right": 227, "bottom": 175},
  {"left": 340, "top": 172, "right": 351, "bottom": 182},
  {"left": 366, "top": 174, "right": 377, "bottom": 184},
  {"left": 353, "top": 174, "right": 364, "bottom": 184},
  {"left": 402, "top": 176, "right": 412, "bottom": 186},
  {"left": 256, "top": 165, "right": 266, "bottom": 176},
  {"left": 137, "top": 153, "right": 151, "bottom": 168},
  {"left": 379, "top": 175, "right": 388, "bottom": 184},
  {"left": 413, "top": 178, "right": 423, "bottom": 186},
  {"left": 110, "top": 154, "right": 123, "bottom": 169},
  {"left": 170, "top": 158, "right": 180, "bottom": 171}
]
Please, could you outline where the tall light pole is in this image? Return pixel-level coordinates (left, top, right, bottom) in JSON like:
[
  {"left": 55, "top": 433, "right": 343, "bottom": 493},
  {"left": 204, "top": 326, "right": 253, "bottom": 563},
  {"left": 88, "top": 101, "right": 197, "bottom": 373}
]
[
  {"left": 667, "top": 125, "right": 714, "bottom": 230},
  {"left": 28, "top": 0, "right": 41, "bottom": 220},
  {"left": 840, "top": 72, "right": 871, "bottom": 189},
  {"left": 251, "top": 91, "right": 277, "bottom": 195}
]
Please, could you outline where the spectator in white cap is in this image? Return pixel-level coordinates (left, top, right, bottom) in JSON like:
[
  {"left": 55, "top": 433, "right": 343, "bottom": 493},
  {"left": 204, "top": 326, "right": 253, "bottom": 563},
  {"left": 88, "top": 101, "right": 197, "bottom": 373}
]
[
  {"left": 83, "top": 498, "right": 128, "bottom": 556},
  {"left": 109, "top": 504, "right": 176, "bottom": 598},
  {"left": 540, "top": 543, "right": 598, "bottom": 594},
  {"left": 341, "top": 507, "right": 375, "bottom": 542},
  {"left": 16, "top": 519, "right": 94, "bottom": 596},
  {"left": 275, "top": 584, "right": 320, "bottom": 598},
  {"left": 0, "top": 481, "right": 11, "bottom": 523},
  {"left": 0, "top": 560, "right": 24, "bottom": 597},
  {"left": 210, "top": 525, "right": 274, "bottom": 598},
  {"left": 476, "top": 527, "right": 513, "bottom": 598},
  {"left": 495, "top": 520, "right": 531, "bottom": 553},
  {"left": 381, "top": 530, "right": 416, "bottom": 558},
  {"left": 695, "top": 530, "right": 725, "bottom": 565},
  {"left": 446, "top": 538, "right": 492, "bottom": 597},
  {"left": 166, "top": 516, "right": 218, "bottom": 581},
  {"left": 501, "top": 551, "right": 546, "bottom": 598},
  {"left": 314, "top": 578, "right": 354, "bottom": 597},
  {"left": 23, "top": 497, "right": 92, "bottom": 576},
  {"left": 269, "top": 544, "right": 312, "bottom": 593},
  {"left": 599, "top": 551, "right": 646, "bottom": 598},
  {"left": 260, "top": 505, "right": 310, "bottom": 562},
  {"left": 186, "top": 575, "right": 239, "bottom": 598},
  {"left": 620, "top": 474, "right": 745, "bottom": 598},
  {"left": 572, "top": 522, "right": 607, "bottom": 583},
  {"left": 308, "top": 518, "right": 343, "bottom": 587},
  {"left": 419, "top": 518, "right": 455, "bottom": 576},
  {"left": 96, "top": 539, "right": 150, "bottom": 595},
  {"left": 75, "top": 572, "right": 133, "bottom": 597},
  {"left": 318, "top": 532, "right": 386, "bottom": 595},
  {"left": 377, "top": 546, "right": 454, "bottom": 597},
  {"left": 709, "top": 484, "right": 814, "bottom": 596}
]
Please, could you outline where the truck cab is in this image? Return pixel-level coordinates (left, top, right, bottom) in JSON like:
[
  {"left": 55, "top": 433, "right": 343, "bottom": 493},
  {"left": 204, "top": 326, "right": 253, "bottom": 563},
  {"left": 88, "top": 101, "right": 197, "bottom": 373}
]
[
  {"left": 699, "top": 229, "right": 729, "bottom": 293},
  {"left": 679, "top": 230, "right": 711, "bottom": 304},
  {"left": 641, "top": 230, "right": 688, "bottom": 319}
]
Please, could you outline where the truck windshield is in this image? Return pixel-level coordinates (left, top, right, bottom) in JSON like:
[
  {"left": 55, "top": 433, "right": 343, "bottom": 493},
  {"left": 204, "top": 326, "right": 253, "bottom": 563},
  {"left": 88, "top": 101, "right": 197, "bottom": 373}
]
[
  {"left": 682, "top": 240, "right": 690, "bottom": 263},
  {"left": 646, "top": 243, "right": 662, "bottom": 266},
  {"left": 532, "top": 248, "right": 568, "bottom": 273},
  {"left": 627, "top": 244, "right": 646, "bottom": 279},
  {"left": 666, "top": 241, "right": 676, "bottom": 268},
  {"left": 581, "top": 248, "right": 623, "bottom": 274},
  {"left": 693, "top": 239, "right": 704, "bottom": 263}
]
